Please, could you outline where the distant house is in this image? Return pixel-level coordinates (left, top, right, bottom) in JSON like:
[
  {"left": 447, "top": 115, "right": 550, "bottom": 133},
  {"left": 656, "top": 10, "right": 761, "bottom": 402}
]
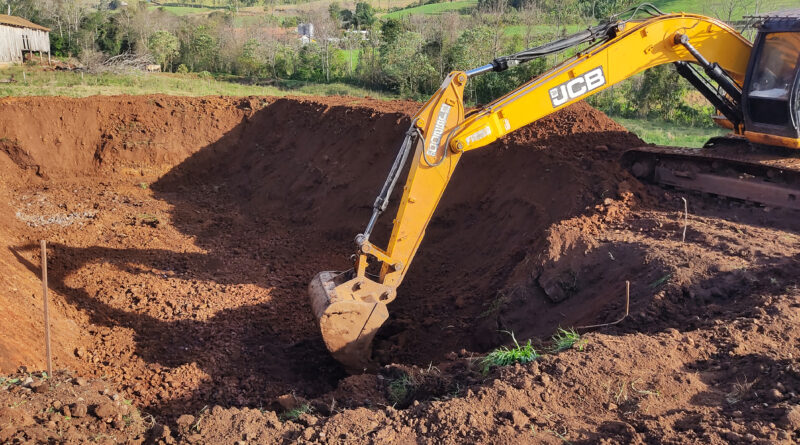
[
  {"left": 0, "top": 14, "right": 50, "bottom": 64},
  {"left": 346, "top": 30, "right": 369, "bottom": 41},
  {"left": 297, "top": 23, "right": 314, "bottom": 39},
  {"left": 109, "top": 0, "right": 129, "bottom": 10}
]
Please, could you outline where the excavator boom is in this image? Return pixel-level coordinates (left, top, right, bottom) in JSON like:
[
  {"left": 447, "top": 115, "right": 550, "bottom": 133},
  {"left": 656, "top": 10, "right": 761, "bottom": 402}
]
[{"left": 310, "top": 7, "right": 800, "bottom": 371}]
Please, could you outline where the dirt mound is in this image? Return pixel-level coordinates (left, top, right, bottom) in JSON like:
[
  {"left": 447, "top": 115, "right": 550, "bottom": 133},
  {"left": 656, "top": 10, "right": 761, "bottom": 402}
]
[
  {"left": 0, "top": 94, "right": 799, "bottom": 443},
  {"left": 0, "top": 369, "right": 148, "bottom": 444}
]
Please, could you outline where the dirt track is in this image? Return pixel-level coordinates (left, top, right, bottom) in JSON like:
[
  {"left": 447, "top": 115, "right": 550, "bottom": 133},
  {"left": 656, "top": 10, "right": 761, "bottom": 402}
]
[{"left": 0, "top": 95, "right": 798, "bottom": 444}]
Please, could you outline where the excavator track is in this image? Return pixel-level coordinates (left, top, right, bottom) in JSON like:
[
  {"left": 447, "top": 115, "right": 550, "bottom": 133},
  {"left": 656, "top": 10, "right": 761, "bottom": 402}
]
[{"left": 622, "top": 136, "right": 800, "bottom": 210}]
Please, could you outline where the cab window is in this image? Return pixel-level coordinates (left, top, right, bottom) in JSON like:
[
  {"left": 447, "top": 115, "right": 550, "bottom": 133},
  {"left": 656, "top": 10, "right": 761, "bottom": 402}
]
[{"left": 750, "top": 32, "right": 800, "bottom": 100}]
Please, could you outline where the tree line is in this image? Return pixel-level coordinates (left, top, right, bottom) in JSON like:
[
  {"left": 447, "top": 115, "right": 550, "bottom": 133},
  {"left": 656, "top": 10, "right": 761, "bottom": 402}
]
[{"left": 6, "top": 0, "right": 723, "bottom": 127}]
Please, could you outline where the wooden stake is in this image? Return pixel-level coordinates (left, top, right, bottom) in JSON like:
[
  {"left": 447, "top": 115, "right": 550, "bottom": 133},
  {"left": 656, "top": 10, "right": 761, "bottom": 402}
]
[
  {"left": 681, "top": 197, "right": 688, "bottom": 243},
  {"left": 41, "top": 240, "right": 52, "bottom": 378}
]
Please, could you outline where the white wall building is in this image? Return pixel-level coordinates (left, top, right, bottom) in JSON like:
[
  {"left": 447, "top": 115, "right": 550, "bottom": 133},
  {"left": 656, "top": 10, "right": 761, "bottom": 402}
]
[
  {"left": 297, "top": 23, "right": 314, "bottom": 39},
  {"left": 0, "top": 14, "right": 50, "bottom": 64}
]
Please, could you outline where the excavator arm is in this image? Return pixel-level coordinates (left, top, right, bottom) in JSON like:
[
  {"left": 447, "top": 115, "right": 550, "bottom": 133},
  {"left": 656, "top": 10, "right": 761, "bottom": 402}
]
[{"left": 309, "top": 11, "right": 752, "bottom": 371}]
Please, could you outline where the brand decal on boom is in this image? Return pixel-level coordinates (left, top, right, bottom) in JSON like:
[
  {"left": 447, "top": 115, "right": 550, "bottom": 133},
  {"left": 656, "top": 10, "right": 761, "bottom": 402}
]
[
  {"left": 548, "top": 66, "right": 606, "bottom": 108},
  {"left": 427, "top": 103, "right": 452, "bottom": 157}
]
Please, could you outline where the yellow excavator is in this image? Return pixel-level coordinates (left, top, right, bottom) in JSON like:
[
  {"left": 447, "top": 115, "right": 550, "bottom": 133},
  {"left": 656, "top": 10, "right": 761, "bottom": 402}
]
[{"left": 309, "top": 6, "right": 800, "bottom": 371}]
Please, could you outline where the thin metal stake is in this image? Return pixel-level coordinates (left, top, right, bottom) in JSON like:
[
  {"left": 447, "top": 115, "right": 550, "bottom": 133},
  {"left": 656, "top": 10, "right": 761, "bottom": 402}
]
[{"left": 41, "top": 240, "right": 52, "bottom": 378}]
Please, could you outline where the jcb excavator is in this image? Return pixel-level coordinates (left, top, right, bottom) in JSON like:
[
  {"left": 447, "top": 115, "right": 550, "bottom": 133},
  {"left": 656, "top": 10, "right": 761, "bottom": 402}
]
[{"left": 309, "top": 5, "right": 800, "bottom": 371}]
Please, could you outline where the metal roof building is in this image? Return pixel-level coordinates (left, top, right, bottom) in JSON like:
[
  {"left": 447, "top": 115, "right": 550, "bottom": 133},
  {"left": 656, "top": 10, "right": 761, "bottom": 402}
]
[{"left": 0, "top": 14, "right": 50, "bottom": 64}]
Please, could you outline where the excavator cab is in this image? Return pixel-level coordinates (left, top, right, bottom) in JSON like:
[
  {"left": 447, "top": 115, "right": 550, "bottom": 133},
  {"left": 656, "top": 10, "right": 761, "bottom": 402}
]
[{"left": 742, "top": 14, "right": 800, "bottom": 144}]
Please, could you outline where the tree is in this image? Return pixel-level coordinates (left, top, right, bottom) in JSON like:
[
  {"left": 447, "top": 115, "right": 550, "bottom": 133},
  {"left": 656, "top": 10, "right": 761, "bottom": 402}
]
[
  {"left": 518, "top": 2, "right": 542, "bottom": 47},
  {"left": 578, "top": 0, "right": 637, "bottom": 20},
  {"left": 148, "top": 30, "right": 179, "bottom": 71},
  {"left": 447, "top": 25, "right": 546, "bottom": 104},
  {"left": 237, "top": 38, "right": 264, "bottom": 76},
  {"left": 182, "top": 26, "right": 216, "bottom": 72},
  {"left": 37, "top": 0, "right": 94, "bottom": 56},
  {"left": 380, "top": 18, "right": 402, "bottom": 47},
  {"left": 706, "top": 0, "right": 748, "bottom": 23},
  {"left": 262, "top": 31, "right": 287, "bottom": 80},
  {"left": 339, "top": 9, "right": 355, "bottom": 29},
  {"left": 293, "top": 44, "right": 323, "bottom": 81},
  {"left": 81, "top": 11, "right": 124, "bottom": 54},
  {"left": 328, "top": 2, "right": 341, "bottom": 23},
  {"left": 634, "top": 64, "right": 685, "bottom": 120},
  {"left": 4, "top": 0, "right": 44, "bottom": 22},
  {"left": 380, "top": 31, "right": 437, "bottom": 97},
  {"left": 354, "top": 2, "right": 375, "bottom": 29},
  {"left": 342, "top": 31, "right": 361, "bottom": 77},
  {"left": 311, "top": 9, "right": 339, "bottom": 82}
]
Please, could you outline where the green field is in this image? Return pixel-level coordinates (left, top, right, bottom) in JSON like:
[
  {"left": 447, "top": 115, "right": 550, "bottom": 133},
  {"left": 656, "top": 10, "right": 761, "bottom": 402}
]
[
  {"left": 340, "top": 48, "right": 362, "bottom": 69},
  {"left": 233, "top": 14, "right": 274, "bottom": 26},
  {"left": 148, "top": 4, "right": 220, "bottom": 15},
  {"left": 383, "top": 0, "right": 477, "bottom": 18},
  {"left": 503, "top": 23, "right": 584, "bottom": 37},
  {"left": 0, "top": 67, "right": 394, "bottom": 100},
  {"left": 651, "top": 0, "right": 797, "bottom": 19},
  {"left": 611, "top": 116, "right": 727, "bottom": 148}
]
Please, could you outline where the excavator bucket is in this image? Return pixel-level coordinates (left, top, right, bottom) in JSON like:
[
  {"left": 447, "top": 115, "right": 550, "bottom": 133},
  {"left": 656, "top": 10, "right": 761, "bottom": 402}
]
[{"left": 308, "top": 271, "right": 390, "bottom": 371}]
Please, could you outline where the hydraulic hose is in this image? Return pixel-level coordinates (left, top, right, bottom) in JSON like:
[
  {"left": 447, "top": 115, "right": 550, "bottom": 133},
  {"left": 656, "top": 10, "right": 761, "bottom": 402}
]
[{"left": 362, "top": 126, "right": 417, "bottom": 240}]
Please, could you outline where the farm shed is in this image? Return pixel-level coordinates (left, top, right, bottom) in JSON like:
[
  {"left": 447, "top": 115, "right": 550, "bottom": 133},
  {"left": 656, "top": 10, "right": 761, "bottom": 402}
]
[{"left": 0, "top": 14, "right": 50, "bottom": 64}]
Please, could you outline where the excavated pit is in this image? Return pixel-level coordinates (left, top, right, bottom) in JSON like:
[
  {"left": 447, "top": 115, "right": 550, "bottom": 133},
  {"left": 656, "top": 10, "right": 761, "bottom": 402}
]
[{"left": 1, "top": 95, "right": 800, "bottom": 441}]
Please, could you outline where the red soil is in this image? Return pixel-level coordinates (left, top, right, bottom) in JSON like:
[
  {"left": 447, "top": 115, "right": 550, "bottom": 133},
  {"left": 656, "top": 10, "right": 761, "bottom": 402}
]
[{"left": 0, "top": 95, "right": 798, "bottom": 443}]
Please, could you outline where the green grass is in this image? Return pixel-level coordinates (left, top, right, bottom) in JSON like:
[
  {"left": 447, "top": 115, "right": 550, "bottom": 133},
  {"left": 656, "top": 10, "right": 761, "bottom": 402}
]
[
  {"left": 340, "top": 49, "right": 362, "bottom": 68},
  {"left": 651, "top": 0, "right": 796, "bottom": 20},
  {"left": 0, "top": 67, "right": 395, "bottom": 100},
  {"left": 280, "top": 403, "right": 312, "bottom": 421},
  {"left": 611, "top": 116, "right": 726, "bottom": 148},
  {"left": 503, "top": 23, "right": 584, "bottom": 37},
  {"left": 383, "top": 0, "right": 477, "bottom": 18},
  {"left": 481, "top": 332, "right": 539, "bottom": 373},
  {"left": 550, "top": 328, "right": 585, "bottom": 352},
  {"left": 649, "top": 272, "right": 673, "bottom": 289},
  {"left": 388, "top": 374, "right": 416, "bottom": 405},
  {"left": 148, "top": 4, "right": 220, "bottom": 16}
]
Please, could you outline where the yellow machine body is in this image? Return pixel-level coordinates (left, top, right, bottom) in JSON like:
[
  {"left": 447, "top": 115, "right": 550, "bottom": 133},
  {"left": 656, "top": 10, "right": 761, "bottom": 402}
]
[{"left": 309, "top": 12, "right": 800, "bottom": 370}]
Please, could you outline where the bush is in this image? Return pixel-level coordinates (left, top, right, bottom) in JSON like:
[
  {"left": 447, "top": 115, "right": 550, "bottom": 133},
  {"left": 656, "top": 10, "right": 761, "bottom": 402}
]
[{"left": 176, "top": 64, "right": 189, "bottom": 74}]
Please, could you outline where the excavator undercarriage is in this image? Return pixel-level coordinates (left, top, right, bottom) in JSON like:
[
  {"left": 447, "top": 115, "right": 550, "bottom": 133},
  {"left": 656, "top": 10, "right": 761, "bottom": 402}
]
[{"left": 626, "top": 137, "right": 800, "bottom": 210}]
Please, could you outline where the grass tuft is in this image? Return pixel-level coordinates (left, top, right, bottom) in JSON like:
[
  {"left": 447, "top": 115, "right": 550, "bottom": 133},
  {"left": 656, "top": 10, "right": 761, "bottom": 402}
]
[
  {"left": 550, "top": 327, "right": 585, "bottom": 352},
  {"left": 481, "top": 331, "right": 539, "bottom": 374},
  {"left": 388, "top": 374, "right": 416, "bottom": 406},
  {"left": 280, "top": 403, "right": 312, "bottom": 421},
  {"left": 649, "top": 273, "right": 672, "bottom": 289},
  {"left": 726, "top": 377, "right": 756, "bottom": 404}
]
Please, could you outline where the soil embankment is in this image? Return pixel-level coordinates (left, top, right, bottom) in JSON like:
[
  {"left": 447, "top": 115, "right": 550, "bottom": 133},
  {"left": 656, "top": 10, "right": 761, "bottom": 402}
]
[{"left": 0, "top": 95, "right": 797, "bottom": 443}]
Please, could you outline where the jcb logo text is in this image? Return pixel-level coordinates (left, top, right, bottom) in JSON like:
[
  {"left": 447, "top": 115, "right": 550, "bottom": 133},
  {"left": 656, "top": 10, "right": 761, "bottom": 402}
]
[{"left": 548, "top": 67, "right": 606, "bottom": 108}]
